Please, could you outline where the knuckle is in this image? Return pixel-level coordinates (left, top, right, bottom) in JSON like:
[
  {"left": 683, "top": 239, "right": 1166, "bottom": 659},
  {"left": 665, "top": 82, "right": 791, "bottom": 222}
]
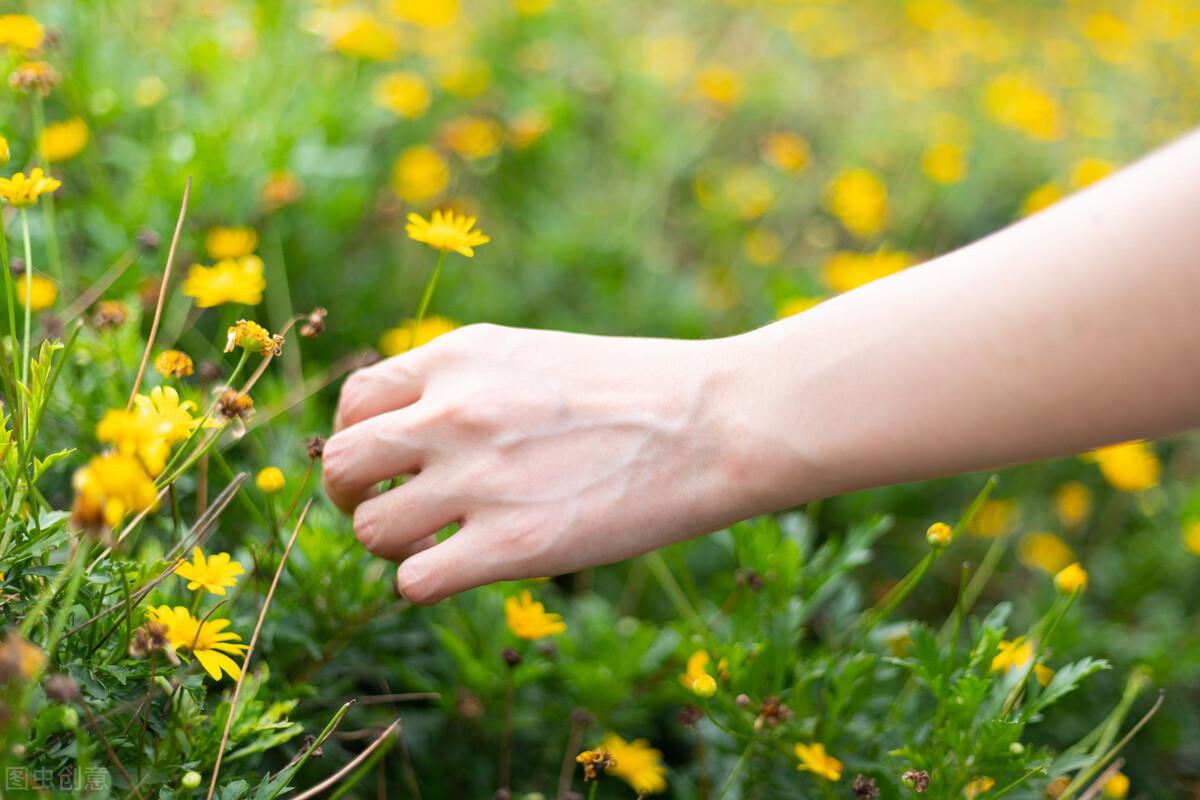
[{"left": 321, "top": 436, "right": 352, "bottom": 491}]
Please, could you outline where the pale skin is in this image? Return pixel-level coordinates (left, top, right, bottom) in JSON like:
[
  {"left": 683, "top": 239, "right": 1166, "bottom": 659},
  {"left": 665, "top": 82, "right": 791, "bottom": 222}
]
[{"left": 324, "top": 128, "right": 1200, "bottom": 604}]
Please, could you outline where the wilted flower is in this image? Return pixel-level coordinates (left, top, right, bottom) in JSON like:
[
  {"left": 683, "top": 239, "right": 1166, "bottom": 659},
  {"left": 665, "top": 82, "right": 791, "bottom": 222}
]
[
  {"left": 128, "top": 621, "right": 178, "bottom": 664},
  {"left": 216, "top": 389, "right": 254, "bottom": 422},
  {"left": 91, "top": 299, "right": 129, "bottom": 329},
  {"left": 146, "top": 605, "right": 247, "bottom": 681},
  {"left": 901, "top": 769, "right": 930, "bottom": 792},
  {"left": 225, "top": 319, "right": 279, "bottom": 356},
  {"left": 0, "top": 167, "right": 62, "bottom": 207},
  {"left": 602, "top": 734, "right": 667, "bottom": 795},
  {"left": 306, "top": 435, "right": 326, "bottom": 460},
  {"left": 1054, "top": 562, "right": 1088, "bottom": 594},
  {"left": 504, "top": 590, "right": 566, "bottom": 640},
  {"left": 155, "top": 349, "right": 194, "bottom": 379},
  {"left": 406, "top": 210, "right": 490, "bottom": 257},
  {"left": 174, "top": 547, "right": 245, "bottom": 596},
  {"left": 299, "top": 307, "right": 327, "bottom": 338},
  {"left": 754, "top": 696, "right": 793, "bottom": 731},
  {"left": 575, "top": 748, "right": 616, "bottom": 782},
  {"left": 39, "top": 117, "right": 88, "bottom": 162},
  {"left": 852, "top": 774, "right": 880, "bottom": 800},
  {"left": 256, "top": 466, "right": 285, "bottom": 494},
  {"left": 794, "top": 742, "right": 842, "bottom": 781},
  {"left": 181, "top": 256, "right": 266, "bottom": 308},
  {"left": 8, "top": 60, "right": 58, "bottom": 94}
]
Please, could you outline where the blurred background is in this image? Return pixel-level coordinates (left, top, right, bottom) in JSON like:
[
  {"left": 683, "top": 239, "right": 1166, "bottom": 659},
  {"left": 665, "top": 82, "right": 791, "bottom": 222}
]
[{"left": 4, "top": 0, "right": 1200, "bottom": 794}]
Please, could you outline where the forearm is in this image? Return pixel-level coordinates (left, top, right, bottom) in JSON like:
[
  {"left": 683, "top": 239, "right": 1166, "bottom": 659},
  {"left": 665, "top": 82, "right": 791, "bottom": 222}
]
[{"left": 725, "top": 129, "right": 1200, "bottom": 510}]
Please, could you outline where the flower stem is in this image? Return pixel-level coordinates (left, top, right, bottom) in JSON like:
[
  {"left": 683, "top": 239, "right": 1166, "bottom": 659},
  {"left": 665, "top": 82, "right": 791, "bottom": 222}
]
[
  {"left": 0, "top": 220, "right": 21, "bottom": 416},
  {"left": 407, "top": 250, "right": 446, "bottom": 351},
  {"left": 32, "top": 94, "right": 62, "bottom": 283},
  {"left": 19, "top": 208, "right": 34, "bottom": 392}
]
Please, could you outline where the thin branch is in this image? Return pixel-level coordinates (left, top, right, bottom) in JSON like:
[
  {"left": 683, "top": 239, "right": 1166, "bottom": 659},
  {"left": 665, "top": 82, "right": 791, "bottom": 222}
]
[
  {"left": 128, "top": 177, "right": 191, "bottom": 408},
  {"left": 206, "top": 499, "right": 313, "bottom": 800},
  {"left": 289, "top": 720, "right": 401, "bottom": 800}
]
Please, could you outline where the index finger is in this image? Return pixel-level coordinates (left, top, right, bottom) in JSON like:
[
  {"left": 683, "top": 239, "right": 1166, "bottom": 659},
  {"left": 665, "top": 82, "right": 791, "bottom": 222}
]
[{"left": 334, "top": 352, "right": 427, "bottom": 433}]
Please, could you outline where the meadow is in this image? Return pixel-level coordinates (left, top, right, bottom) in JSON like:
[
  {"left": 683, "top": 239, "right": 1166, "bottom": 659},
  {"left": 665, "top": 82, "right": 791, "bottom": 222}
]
[{"left": 1, "top": 0, "right": 1199, "bottom": 797}]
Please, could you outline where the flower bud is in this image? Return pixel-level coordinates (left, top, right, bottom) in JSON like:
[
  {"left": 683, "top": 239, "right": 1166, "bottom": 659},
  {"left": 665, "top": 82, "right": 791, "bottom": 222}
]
[
  {"left": 181, "top": 770, "right": 202, "bottom": 789},
  {"left": 926, "top": 521, "right": 952, "bottom": 547}
]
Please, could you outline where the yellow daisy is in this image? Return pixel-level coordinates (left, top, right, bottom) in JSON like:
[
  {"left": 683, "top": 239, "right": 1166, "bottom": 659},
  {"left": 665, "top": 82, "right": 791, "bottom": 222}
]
[
  {"left": 147, "top": 605, "right": 247, "bottom": 681},
  {"left": 406, "top": 210, "right": 490, "bottom": 257},
  {"left": 174, "top": 548, "right": 245, "bottom": 596}
]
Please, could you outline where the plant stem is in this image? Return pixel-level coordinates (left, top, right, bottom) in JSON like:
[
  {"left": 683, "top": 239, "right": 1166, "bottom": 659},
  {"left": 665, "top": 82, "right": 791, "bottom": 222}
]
[
  {"left": 408, "top": 251, "right": 446, "bottom": 351},
  {"left": 19, "top": 209, "right": 33, "bottom": 392}
]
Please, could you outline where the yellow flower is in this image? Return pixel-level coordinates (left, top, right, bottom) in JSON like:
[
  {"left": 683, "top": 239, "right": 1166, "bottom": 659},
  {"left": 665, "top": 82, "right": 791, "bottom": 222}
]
[
  {"left": 968, "top": 499, "right": 1016, "bottom": 538},
  {"left": 72, "top": 452, "right": 159, "bottom": 529},
  {"left": 1071, "top": 158, "right": 1116, "bottom": 190},
  {"left": 1102, "top": 772, "right": 1130, "bottom": 799},
  {"left": 440, "top": 116, "right": 502, "bottom": 160},
  {"left": 742, "top": 227, "right": 782, "bottom": 266},
  {"left": 695, "top": 63, "right": 742, "bottom": 107},
  {"left": 391, "top": 0, "right": 459, "bottom": 28},
  {"left": 691, "top": 673, "right": 717, "bottom": 697},
  {"left": 984, "top": 71, "right": 1062, "bottom": 141},
  {"left": 391, "top": 145, "right": 450, "bottom": 203},
  {"left": 133, "top": 75, "right": 167, "bottom": 107},
  {"left": 1084, "top": 441, "right": 1160, "bottom": 492},
  {"left": 379, "top": 315, "right": 458, "bottom": 356},
  {"left": 826, "top": 168, "right": 887, "bottom": 238},
  {"left": 504, "top": 590, "right": 566, "bottom": 640},
  {"left": 1054, "top": 481, "right": 1091, "bottom": 526},
  {"left": 508, "top": 109, "right": 550, "bottom": 150},
  {"left": 1082, "top": 12, "right": 1136, "bottom": 64},
  {"left": 319, "top": 9, "right": 402, "bottom": 60},
  {"left": 181, "top": 256, "right": 266, "bottom": 308},
  {"left": 15, "top": 273, "right": 57, "bottom": 311},
  {"left": 154, "top": 349, "right": 194, "bottom": 379},
  {"left": 1184, "top": 521, "right": 1200, "bottom": 556},
  {"left": 777, "top": 296, "right": 825, "bottom": 318},
  {"left": 434, "top": 57, "right": 492, "bottom": 99},
  {"left": 823, "top": 250, "right": 910, "bottom": 293},
  {"left": 0, "top": 629, "right": 46, "bottom": 683},
  {"left": 134, "top": 386, "right": 206, "bottom": 445},
  {"left": 174, "top": 547, "right": 245, "bottom": 596},
  {"left": 146, "top": 605, "right": 247, "bottom": 681},
  {"left": 991, "top": 638, "right": 1034, "bottom": 673},
  {"left": 926, "top": 521, "right": 953, "bottom": 546},
  {"left": 261, "top": 171, "right": 303, "bottom": 210},
  {"left": 1020, "top": 182, "right": 1062, "bottom": 216},
  {"left": 39, "top": 118, "right": 89, "bottom": 162},
  {"left": 0, "top": 134, "right": 8, "bottom": 166},
  {"left": 1035, "top": 664, "right": 1055, "bottom": 688},
  {"left": 679, "top": 650, "right": 714, "bottom": 693},
  {"left": 256, "top": 466, "right": 285, "bottom": 494},
  {"left": 602, "top": 734, "right": 667, "bottom": 795},
  {"left": 225, "top": 319, "right": 278, "bottom": 356},
  {"left": 0, "top": 15, "right": 46, "bottom": 51},
  {"left": 794, "top": 742, "right": 842, "bottom": 781},
  {"left": 1054, "top": 562, "right": 1088, "bottom": 594},
  {"left": 406, "top": 210, "right": 490, "bottom": 257},
  {"left": 965, "top": 776, "right": 996, "bottom": 798},
  {"left": 96, "top": 409, "right": 172, "bottom": 476},
  {"left": 922, "top": 142, "right": 966, "bottom": 185},
  {"left": 1018, "top": 533, "right": 1074, "bottom": 575},
  {"left": 205, "top": 227, "right": 258, "bottom": 260},
  {"left": 762, "top": 131, "right": 811, "bottom": 174},
  {"left": 372, "top": 71, "right": 431, "bottom": 118},
  {"left": 722, "top": 166, "right": 774, "bottom": 220},
  {"left": 514, "top": 0, "right": 554, "bottom": 16},
  {"left": 0, "top": 168, "right": 61, "bottom": 207}
]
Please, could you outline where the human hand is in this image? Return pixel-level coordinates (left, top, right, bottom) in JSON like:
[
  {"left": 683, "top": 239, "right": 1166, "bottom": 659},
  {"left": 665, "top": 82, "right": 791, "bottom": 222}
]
[{"left": 323, "top": 323, "right": 764, "bottom": 603}]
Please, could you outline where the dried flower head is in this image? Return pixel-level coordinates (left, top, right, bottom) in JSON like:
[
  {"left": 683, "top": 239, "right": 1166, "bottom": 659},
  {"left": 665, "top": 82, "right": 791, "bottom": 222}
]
[
  {"left": 154, "top": 349, "right": 194, "bottom": 379},
  {"left": 8, "top": 60, "right": 58, "bottom": 94},
  {"left": 676, "top": 705, "right": 703, "bottom": 729},
  {"left": 0, "top": 628, "right": 46, "bottom": 683},
  {"left": 91, "top": 299, "right": 129, "bottom": 330},
  {"left": 754, "top": 696, "right": 793, "bottom": 731},
  {"left": 216, "top": 389, "right": 254, "bottom": 422},
  {"left": 42, "top": 673, "right": 81, "bottom": 702},
  {"left": 902, "top": 770, "right": 930, "bottom": 792},
  {"left": 137, "top": 228, "right": 161, "bottom": 251},
  {"left": 575, "top": 748, "right": 617, "bottom": 782},
  {"left": 852, "top": 775, "right": 880, "bottom": 800},
  {"left": 300, "top": 307, "right": 328, "bottom": 338},
  {"left": 306, "top": 435, "right": 326, "bottom": 460}
]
